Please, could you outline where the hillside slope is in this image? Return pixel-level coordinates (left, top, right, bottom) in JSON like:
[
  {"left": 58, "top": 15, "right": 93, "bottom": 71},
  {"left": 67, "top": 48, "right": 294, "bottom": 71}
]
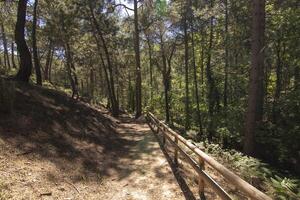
[{"left": 0, "top": 81, "right": 184, "bottom": 200}]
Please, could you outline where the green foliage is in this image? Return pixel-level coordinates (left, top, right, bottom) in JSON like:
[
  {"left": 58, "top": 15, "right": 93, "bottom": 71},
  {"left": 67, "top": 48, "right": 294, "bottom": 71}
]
[
  {"left": 268, "top": 176, "right": 300, "bottom": 200},
  {"left": 196, "top": 142, "right": 300, "bottom": 199}
]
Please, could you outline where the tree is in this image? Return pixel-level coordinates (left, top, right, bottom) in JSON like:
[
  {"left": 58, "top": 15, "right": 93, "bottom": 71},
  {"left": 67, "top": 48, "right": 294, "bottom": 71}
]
[
  {"left": 183, "top": 1, "right": 190, "bottom": 130},
  {"left": 15, "top": 0, "right": 33, "bottom": 82},
  {"left": 32, "top": 0, "right": 42, "bottom": 85},
  {"left": 205, "top": 0, "right": 220, "bottom": 141},
  {"left": 243, "top": 0, "right": 265, "bottom": 156},
  {"left": 1, "top": 23, "right": 10, "bottom": 71},
  {"left": 223, "top": 0, "right": 229, "bottom": 109},
  {"left": 134, "top": 0, "right": 142, "bottom": 118},
  {"left": 88, "top": 1, "right": 119, "bottom": 116}
]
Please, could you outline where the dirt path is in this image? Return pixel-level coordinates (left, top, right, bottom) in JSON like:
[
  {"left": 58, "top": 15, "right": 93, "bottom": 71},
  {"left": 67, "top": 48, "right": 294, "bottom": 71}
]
[
  {"left": 96, "top": 117, "right": 185, "bottom": 200},
  {"left": 0, "top": 115, "right": 186, "bottom": 200}
]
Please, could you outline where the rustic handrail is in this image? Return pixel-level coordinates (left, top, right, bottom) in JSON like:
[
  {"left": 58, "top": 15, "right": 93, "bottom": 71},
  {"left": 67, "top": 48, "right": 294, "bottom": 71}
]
[{"left": 146, "top": 112, "right": 272, "bottom": 200}]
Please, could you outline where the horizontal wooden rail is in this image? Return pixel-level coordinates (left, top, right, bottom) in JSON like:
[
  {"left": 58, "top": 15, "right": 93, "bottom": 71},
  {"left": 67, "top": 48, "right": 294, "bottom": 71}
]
[{"left": 146, "top": 112, "right": 272, "bottom": 200}]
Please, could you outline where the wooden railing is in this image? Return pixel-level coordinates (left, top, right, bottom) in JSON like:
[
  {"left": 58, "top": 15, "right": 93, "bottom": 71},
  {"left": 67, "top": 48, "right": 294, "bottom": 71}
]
[{"left": 146, "top": 112, "right": 272, "bottom": 200}]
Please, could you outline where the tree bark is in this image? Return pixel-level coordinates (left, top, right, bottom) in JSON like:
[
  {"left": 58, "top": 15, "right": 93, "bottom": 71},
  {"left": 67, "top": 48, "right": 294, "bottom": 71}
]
[
  {"left": 48, "top": 46, "right": 54, "bottom": 82},
  {"left": 243, "top": 0, "right": 265, "bottom": 156},
  {"left": 146, "top": 36, "right": 153, "bottom": 108},
  {"left": 15, "top": 0, "right": 33, "bottom": 82},
  {"left": 159, "top": 34, "right": 170, "bottom": 123},
  {"left": 11, "top": 42, "right": 17, "bottom": 68},
  {"left": 64, "top": 42, "right": 78, "bottom": 99},
  {"left": 191, "top": 23, "right": 204, "bottom": 138},
  {"left": 206, "top": 0, "right": 219, "bottom": 141},
  {"left": 32, "top": 0, "right": 42, "bottom": 85},
  {"left": 224, "top": 0, "right": 229, "bottom": 109},
  {"left": 88, "top": 3, "right": 119, "bottom": 116},
  {"left": 1, "top": 23, "right": 11, "bottom": 71},
  {"left": 44, "top": 38, "right": 53, "bottom": 81},
  {"left": 134, "top": 0, "right": 142, "bottom": 118},
  {"left": 184, "top": 6, "right": 190, "bottom": 130}
]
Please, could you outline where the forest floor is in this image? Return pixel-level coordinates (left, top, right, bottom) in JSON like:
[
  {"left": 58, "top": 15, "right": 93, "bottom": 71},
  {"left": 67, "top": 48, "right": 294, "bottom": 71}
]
[{"left": 0, "top": 82, "right": 186, "bottom": 200}]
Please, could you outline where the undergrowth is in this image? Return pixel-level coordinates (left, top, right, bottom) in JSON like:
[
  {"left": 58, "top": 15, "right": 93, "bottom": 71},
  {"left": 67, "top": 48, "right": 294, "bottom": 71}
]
[{"left": 193, "top": 141, "right": 300, "bottom": 199}]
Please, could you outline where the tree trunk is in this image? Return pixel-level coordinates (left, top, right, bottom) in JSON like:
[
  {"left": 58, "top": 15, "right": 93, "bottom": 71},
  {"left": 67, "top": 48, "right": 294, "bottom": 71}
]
[
  {"left": 272, "top": 39, "right": 282, "bottom": 122},
  {"left": 206, "top": 0, "right": 217, "bottom": 141},
  {"left": 44, "top": 39, "right": 53, "bottom": 81},
  {"left": 244, "top": 0, "right": 265, "bottom": 156},
  {"left": 11, "top": 42, "right": 17, "bottom": 68},
  {"left": 15, "top": 0, "right": 33, "bottom": 82},
  {"left": 1, "top": 23, "right": 11, "bottom": 71},
  {"left": 32, "top": 0, "right": 42, "bottom": 85},
  {"left": 191, "top": 24, "right": 204, "bottom": 138},
  {"left": 89, "top": 3, "right": 119, "bottom": 116},
  {"left": 224, "top": 0, "right": 229, "bottom": 109},
  {"left": 90, "top": 68, "right": 94, "bottom": 99},
  {"left": 160, "top": 35, "right": 170, "bottom": 123},
  {"left": 295, "top": 66, "right": 299, "bottom": 91},
  {"left": 64, "top": 42, "right": 78, "bottom": 99},
  {"left": 146, "top": 36, "right": 153, "bottom": 108},
  {"left": 48, "top": 46, "right": 54, "bottom": 82},
  {"left": 184, "top": 7, "right": 190, "bottom": 130},
  {"left": 134, "top": 0, "right": 142, "bottom": 118}
]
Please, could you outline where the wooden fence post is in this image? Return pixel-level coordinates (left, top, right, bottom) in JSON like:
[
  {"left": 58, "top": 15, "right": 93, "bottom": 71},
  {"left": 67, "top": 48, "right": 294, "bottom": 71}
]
[
  {"left": 174, "top": 137, "right": 178, "bottom": 166},
  {"left": 199, "top": 157, "right": 206, "bottom": 200},
  {"left": 162, "top": 132, "right": 166, "bottom": 146}
]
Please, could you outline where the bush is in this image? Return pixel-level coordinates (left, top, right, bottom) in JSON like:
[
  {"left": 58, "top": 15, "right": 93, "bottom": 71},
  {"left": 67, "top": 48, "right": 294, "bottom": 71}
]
[{"left": 195, "top": 142, "right": 300, "bottom": 199}]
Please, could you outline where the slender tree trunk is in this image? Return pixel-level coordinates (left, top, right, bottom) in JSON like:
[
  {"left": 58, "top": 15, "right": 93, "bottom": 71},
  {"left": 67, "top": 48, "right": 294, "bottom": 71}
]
[
  {"left": 224, "top": 0, "right": 229, "bottom": 109},
  {"left": 191, "top": 24, "right": 204, "bottom": 138},
  {"left": 146, "top": 36, "right": 153, "bottom": 108},
  {"left": 295, "top": 66, "right": 299, "bottom": 91},
  {"left": 160, "top": 35, "right": 170, "bottom": 123},
  {"left": 48, "top": 46, "right": 54, "bottom": 82},
  {"left": 11, "top": 42, "right": 17, "bottom": 68},
  {"left": 206, "top": 0, "right": 216, "bottom": 141},
  {"left": 92, "top": 31, "right": 114, "bottom": 113},
  {"left": 274, "top": 39, "right": 282, "bottom": 101},
  {"left": 244, "top": 0, "right": 265, "bottom": 156},
  {"left": 1, "top": 23, "right": 11, "bottom": 71},
  {"left": 272, "top": 39, "right": 282, "bottom": 122},
  {"left": 134, "top": 0, "right": 142, "bottom": 118},
  {"left": 44, "top": 38, "right": 53, "bottom": 81},
  {"left": 15, "top": 0, "right": 33, "bottom": 82},
  {"left": 64, "top": 42, "right": 78, "bottom": 99},
  {"left": 200, "top": 30, "right": 205, "bottom": 97},
  {"left": 90, "top": 68, "right": 94, "bottom": 99},
  {"left": 89, "top": 3, "right": 119, "bottom": 116},
  {"left": 184, "top": 8, "right": 190, "bottom": 130},
  {"left": 32, "top": 0, "right": 42, "bottom": 85}
]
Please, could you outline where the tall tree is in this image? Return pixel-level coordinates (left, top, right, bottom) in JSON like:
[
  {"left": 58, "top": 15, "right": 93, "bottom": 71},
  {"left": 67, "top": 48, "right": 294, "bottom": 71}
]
[
  {"left": 32, "top": 0, "right": 42, "bottom": 85},
  {"left": 1, "top": 23, "right": 11, "bottom": 70},
  {"left": 223, "top": 0, "right": 229, "bottom": 109},
  {"left": 44, "top": 38, "right": 53, "bottom": 81},
  {"left": 15, "top": 0, "right": 33, "bottom": 82},
  {"left": 191, "top": 22, "right": 204, "bottom": 138},
  {"left": 134, "top": 0, "right": 142, "bottom": 118},
  {"left": 183, "top": 1, "right": 190, "bottom": 130},
  {"left": 206, "top": 0, "right": 219, "bottom": 141},
  {"left": 243, "top": 0, "right": 265, "bottom": 156},
  {"left": 88, "top": 2, "right": 119, "bottom": 116}
]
